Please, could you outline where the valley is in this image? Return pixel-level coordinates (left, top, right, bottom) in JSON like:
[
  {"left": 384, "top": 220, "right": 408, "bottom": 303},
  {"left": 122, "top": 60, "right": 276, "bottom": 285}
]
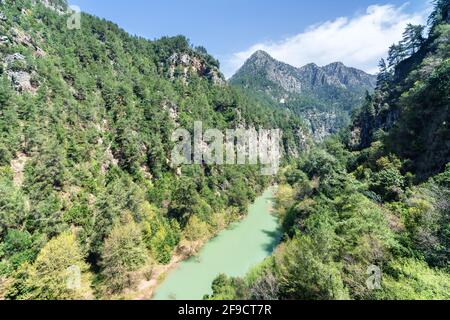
[
  {"left": 152, "top": 188, "right": 279, "bottom": 300},
  {"left": 0, "top": 0, "right": 449, "bottom": 301}
]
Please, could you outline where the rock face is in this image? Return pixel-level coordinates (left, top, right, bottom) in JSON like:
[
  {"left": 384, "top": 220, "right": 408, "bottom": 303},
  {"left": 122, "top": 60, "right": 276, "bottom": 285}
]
[
  {"left": 7, "top": 70, "right": 34, "bottom": 92},
  {"left": 168, "top": 52, "right": 225, "bottom": 85},
  {"left": 32, "top": 0, "right": 68, "bottom": 14},
  {"left": 230, "top": 51, "right": 377, "bottom": 141},
  {"left": 2, "top": 52, "right": 37, "bottom": 93}
]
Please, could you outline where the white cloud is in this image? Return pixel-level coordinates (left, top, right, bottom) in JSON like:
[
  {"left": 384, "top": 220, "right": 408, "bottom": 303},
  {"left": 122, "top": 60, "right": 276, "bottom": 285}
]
[{"left": 223, "top": 3, "right": 429, "bottom": 78}]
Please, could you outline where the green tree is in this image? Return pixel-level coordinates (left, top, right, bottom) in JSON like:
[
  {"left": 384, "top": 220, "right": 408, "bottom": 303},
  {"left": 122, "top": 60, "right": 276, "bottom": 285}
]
[
  {"left": 101, "top": 217, "right": 149, "bottom": 293},
  {"left": 277, "top": 235, "right": 349, "bottom": 300},
  {"left": 387, "top": 43, "right": 407, "bottom": 67},
  {"left": 378, "top": 258, "right": 450, "bottom": 300},
  {"left": 5, "top": 232, "right": 92, "bottom": 300},
  {"left": 401, "top": 24, "right": 426, "bottom": 55},
  {"left": 376, "top": 58, "right": 391, "bottom": 89}
]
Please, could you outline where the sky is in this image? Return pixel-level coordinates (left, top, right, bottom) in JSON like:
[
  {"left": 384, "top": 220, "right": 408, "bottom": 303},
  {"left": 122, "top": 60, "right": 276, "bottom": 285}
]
[{"left": 69, "top": 0, "right": 432, "bottom": 77}]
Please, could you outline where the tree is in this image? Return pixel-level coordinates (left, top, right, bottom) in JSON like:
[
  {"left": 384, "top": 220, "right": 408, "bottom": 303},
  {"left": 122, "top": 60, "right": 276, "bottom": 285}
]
[
  {"left": 0, "top": 229, "right": 43, "bottom": 275},
  {"left": 277, "top": 235, "right": 349, "bottom": 300},
  {"left": 0, "top": 77, "right": 13, "bottom": 108},
  {"left": 204, "top": 274, "right": 239, "bottom": 300},
  {"left": 141, "top": 203, "right": 181, "bottom": 264},
  {"left": 378, "top": 258, "right": 450, "bottom": 300},
  {"left": 181, "top": 216, "right": 210, "bottom": 255},
  {"left": 401, "top": 24, "right": 426, "bottom": 55},
  {"left": 376, "top": 58, "right": 391, "bottom": 89},
  {"left": 5, "top": 232, "right": 92, "bottom": 300},
  {"left": 387, "top": 43, "right": 407, "bottom": 67},
  {"left": 428, "top": 0, "right": 450, "bottom": 28},
  {"left": 249, "top": 272, "right": 279, "bottom": 300},
  {"left": 101, "top": 217, "right": 149, "bottom": 293}
]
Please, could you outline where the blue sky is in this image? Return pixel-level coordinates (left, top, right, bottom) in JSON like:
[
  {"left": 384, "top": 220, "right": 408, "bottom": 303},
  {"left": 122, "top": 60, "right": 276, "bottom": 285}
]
[{"left": 69, "top": 0, "right": 431, "bottom": 77}]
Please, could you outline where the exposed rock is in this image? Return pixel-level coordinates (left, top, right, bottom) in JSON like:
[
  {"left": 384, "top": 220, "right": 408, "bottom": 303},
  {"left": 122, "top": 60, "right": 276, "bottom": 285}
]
[
  {"left": 230, "top": 50, "right": 377, "bottom": 141},
  {"left": 234, "top": 51, "right": 376, "bottom": 94},
  {"left": 101, "top": 145, "right": 119, "bottom": 173},
  {"left": 32, "top": 0, "right": 67, "bottom": 14},
  {"left": 141, "top": 165, "right": 154, "bottom": 180},
  {"left": 0, "top": 36, "right": 9, "bottom": 45},
  {"left": 3, "top": 52, "right": 38, "bottom": 93},
  {"left": 168, "top": 52, "right": 225, "bottom": 85},
  {"left": 10, "top": 28, "right": 32, "bottom": 47},
  {"left": 6, "top": 70, "right": 36, "bottom": 93},
  {"left": 5, "top": 52, "right": 26, "bottom": 65},
  {"left": 162, "top": 100, "right": 179, "bottom": 122},
  {"left": 11, "top": 153, "right": 29, "bottom": 188}
]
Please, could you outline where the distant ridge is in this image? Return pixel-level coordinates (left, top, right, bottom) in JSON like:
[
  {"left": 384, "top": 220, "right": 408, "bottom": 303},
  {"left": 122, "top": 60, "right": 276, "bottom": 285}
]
[{"left": 230, "top": 51, "right": 377, "bottom": 140}]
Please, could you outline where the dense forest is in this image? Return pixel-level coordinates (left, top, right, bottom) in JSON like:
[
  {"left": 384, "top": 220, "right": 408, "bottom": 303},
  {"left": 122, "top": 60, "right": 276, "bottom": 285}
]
[
  {"left": 0, "top": 0, "right": 306, "bottom": 299},
  {"left": 205, "top": 0, "right": 450, "bottom": 300},
  {"left": 0, "top": 0, "right": 449, "bottom": 301}
]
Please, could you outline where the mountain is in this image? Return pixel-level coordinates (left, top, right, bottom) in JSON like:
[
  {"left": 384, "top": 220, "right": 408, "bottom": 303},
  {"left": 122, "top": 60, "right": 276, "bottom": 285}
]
[
  {"left": 207, "top": 1, "right": 450, "bottom": 301},
  {"left": 230, "top": 50, "right": 377, "bottom": 140},
  {"left": 0, "top": 0, "right": 307, "bottom": 299},
  {"left": 349, "top": 3, "right": 450, "bottom": 180}
]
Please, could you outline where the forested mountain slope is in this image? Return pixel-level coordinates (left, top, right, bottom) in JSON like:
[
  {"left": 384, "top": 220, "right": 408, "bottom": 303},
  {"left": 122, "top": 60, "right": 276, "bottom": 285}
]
[
  {"left": 230, "top": 50, "right": 377, "bottom": 141},
  {"left": 0, "top": 0, "right": 307, "bottom": 299},
  {"left": 349, "top": 3, "right": 450, "bottom": 181},
  {"left": 206, "top": 0, "right": 450, "bottom": 301}
]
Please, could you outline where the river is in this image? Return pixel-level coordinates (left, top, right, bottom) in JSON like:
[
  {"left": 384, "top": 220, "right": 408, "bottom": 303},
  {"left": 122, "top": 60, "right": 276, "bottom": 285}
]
[{"left": 153, "top": 187, "right": 281, "bottom": 300}]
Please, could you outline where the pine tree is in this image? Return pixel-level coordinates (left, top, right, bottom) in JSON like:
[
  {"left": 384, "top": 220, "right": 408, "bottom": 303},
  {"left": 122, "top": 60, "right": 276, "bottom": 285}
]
[
  {"left": 401, "top": 24, "right": 426, "bottom": 55},
  {"left": 387, "top": 43, "right": 406, "bottom": 67},
  {"left": 376, "top": 58, "right": 391, "bottom": 89},
  {"left": 428, "top": 0, "right": 450, "bottom": 27}
]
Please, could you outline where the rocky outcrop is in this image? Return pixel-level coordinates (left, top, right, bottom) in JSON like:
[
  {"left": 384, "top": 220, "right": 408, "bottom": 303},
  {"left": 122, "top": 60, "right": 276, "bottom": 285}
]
[
  {"left": 9, "top": 28, "right": 46, "bottom": 57},
  {"left": 10, "top": 153, "right": 29, "bottom": 187},
  {"left": 7, "top": 70, "right": 35, "bottom": 92},
  {"left": 3, "top": 52, "right": 38, "bottom": 93},
  {"left": 32, "top": 0, "right": 68, "bottom": 14},
  {"left": 168, "top": 52, "right": 225, "bottom": 85}
]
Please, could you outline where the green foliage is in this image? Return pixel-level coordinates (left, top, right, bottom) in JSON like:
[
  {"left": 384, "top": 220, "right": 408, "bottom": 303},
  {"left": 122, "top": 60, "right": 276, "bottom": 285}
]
[
  {"left": 1, "top": 0, "right": 449, "bottom": 301},
  {"left": 377, "top": 258, "right": 450, "bottom": 300},
  {"left": 277, "top": 235, "right": 349, "bottom": 300},
  {"left": 5, "top": 232, "right": 92, "bottom": 300},
  {"left": 204, "top": 274, "right": 242, "bottom": 300},
  {"left": 206, "top": 3, "right": 450, "bottom": 302},
  {"left": 0, "top": 229, "right": 44, "bottom": 276},
  {"left": 141, "top": 203, "right": 180, "bottom": 264},
  {"left": 0, "top": 0, "right": 302, "bottom": 299},
  {"left": 370, "top": 167, "right": 405, "bottom": 201},
  {"left": 401, "top": 24, "right": 426, "bottom": 55},
  {"left": 101, "top": 217, "right": 149, "bottom": 293}
]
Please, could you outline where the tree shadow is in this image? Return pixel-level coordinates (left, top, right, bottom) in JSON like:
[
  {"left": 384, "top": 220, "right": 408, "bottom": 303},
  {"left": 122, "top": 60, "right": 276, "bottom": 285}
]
[{"left": 261, "top": 228, "right": 282, "bottom": 254}]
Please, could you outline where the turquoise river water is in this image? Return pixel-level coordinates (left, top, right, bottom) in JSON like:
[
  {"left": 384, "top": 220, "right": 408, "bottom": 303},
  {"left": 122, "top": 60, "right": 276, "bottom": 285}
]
[{"left": 153, "top": 188, "right": 280, "bottom": 300}]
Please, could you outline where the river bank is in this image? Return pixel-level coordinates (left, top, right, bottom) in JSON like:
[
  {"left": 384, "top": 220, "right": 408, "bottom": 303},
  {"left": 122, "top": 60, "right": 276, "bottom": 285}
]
[{"left": 152, "top": 188, "right": 280, "bottom": 300}]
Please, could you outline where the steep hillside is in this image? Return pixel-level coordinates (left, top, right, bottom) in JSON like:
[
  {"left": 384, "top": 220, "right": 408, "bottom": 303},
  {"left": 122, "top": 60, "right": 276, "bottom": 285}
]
[
  {"left": 0, "top": 0, "right": 307, "bottom": 299},
  {"left": 206, "top": 0, "right": 450, "bottom": 301},
  {"left": 230, "top": 50, "right": 376, "bottom": 140},
  {"left": 349, "top": 1, "right": 450, "bottom": 180}
]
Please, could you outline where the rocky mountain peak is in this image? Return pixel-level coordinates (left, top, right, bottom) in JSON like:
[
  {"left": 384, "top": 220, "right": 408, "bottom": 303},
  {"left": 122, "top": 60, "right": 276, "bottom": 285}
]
[
  {"left": 230, "top": 51, "right": 377, "bottom": 141},
  {"left": 244, "top": 50, "right": 277, "bottom": 69},
  {"left": 251, "top": 50, "right": 272, "bottom": 60}
]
